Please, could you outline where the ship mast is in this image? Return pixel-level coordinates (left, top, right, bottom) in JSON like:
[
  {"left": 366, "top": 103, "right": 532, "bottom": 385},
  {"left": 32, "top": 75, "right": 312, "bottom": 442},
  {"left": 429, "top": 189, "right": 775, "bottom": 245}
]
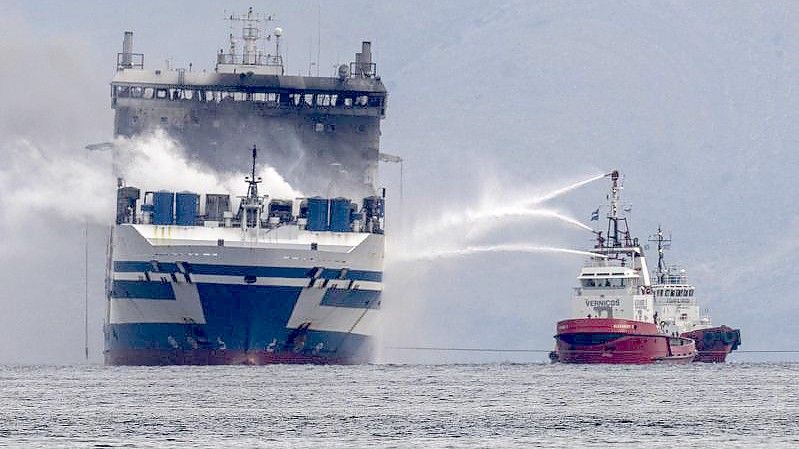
[
  {"left": 602, "top": 170, "right": 633, "bottom": 248},
  {"left": 239, "top": 145, "right": 264, "bottom": 230},
  {"left": 219, "top": 7, "right": 283, "bottom": 72},
  {"left": 648, "top": 226, "right": 672, "bottom": 284},
  {"left": 246, "top": 145, "right": 261, "bottom": 199},
  {"left": 607, "top": 170, "right": 621, "bottom": 246}
]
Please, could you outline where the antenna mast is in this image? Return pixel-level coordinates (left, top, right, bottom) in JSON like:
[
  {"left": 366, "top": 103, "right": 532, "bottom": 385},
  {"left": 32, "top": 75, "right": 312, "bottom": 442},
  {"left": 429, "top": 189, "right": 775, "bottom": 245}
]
[
  {"left": 648, "top": 226, "right": 672, "bottom": 283},
  {"left": 238, "top": 145, "right": 264, "bottom": 231},
  {"left": 218, "top": 8, "right": 282, "bottom": 74},
  {"left": 606, "top": 170, "right": 622, "bottom": 247},
  {"left": 596, "top": 170, "right": 635, "bottom": 252},
  {"left": 246, "top": 145, "right": 261, "bottom": 200}
]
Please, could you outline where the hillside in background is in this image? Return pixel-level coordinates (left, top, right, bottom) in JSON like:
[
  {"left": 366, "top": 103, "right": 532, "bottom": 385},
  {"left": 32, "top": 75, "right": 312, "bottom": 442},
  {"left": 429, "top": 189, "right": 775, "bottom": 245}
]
[{"left": 0, "top": 1, "right": 796, "bottom": 362}]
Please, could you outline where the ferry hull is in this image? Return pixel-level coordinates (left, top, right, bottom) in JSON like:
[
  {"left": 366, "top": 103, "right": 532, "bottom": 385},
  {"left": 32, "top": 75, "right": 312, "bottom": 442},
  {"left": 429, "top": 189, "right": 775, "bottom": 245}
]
[
  {"left": 105, "top": 334, "right": 375, "bottom": 366},
  {"left": 553, "top": 318, "right": 696, "bottom": 364},
  {"left": 104, "top": 225, "right": 383, "bottom": 366},
  {"left": 681, "top": 326, "right": 741, "bottom": 363}
]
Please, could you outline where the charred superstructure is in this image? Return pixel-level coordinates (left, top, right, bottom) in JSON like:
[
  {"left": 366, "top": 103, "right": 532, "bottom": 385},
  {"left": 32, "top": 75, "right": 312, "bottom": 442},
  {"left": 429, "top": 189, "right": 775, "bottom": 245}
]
[
  {"left": 104, "top": 10, "right": 389, "bottom": 365},
  {"left": 111, "top": 9, "right": 387, "bottom": 198}
]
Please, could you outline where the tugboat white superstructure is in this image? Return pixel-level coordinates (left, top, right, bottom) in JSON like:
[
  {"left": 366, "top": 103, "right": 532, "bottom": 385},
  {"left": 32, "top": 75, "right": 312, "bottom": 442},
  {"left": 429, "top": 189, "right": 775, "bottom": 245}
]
[
  {"left": 105, "top": 10, "right": 389, "bottom": 365},
  {"left": 550, "top": 171, "right": 697, "bottom": 364}
]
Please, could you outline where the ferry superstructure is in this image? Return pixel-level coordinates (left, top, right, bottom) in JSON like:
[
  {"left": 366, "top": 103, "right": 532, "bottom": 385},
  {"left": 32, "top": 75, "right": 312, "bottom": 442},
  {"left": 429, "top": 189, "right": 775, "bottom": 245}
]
[
  {"left": 649, "top": 228, "right": 741, "bottom": 362},
  {"left": 550, "top": 171, "right": 697, "bottom": 364},
  {"left": 104, "top": 10, "right": 388, "bottom": 365},
  {"left": 111, "top": 9, "right": 387, "bottom": 199}
]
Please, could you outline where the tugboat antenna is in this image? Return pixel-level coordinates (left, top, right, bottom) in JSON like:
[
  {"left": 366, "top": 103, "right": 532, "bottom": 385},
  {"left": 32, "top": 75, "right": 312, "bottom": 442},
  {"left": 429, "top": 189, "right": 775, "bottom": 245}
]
[
  {"left": 648, "top": 226, "right": 672, "bottom": 283},
  {"left": 604, "top": 170, "right": 630, "bottom": 248}
]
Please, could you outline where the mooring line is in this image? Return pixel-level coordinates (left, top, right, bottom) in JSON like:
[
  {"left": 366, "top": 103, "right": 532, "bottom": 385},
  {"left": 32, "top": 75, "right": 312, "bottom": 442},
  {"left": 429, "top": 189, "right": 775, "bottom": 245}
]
[
  {"left": 387, "top": 347, "right": 799, "bottom": 354},
  {"left": 388, "top": 346, "right": 551, "bottom": 353}
]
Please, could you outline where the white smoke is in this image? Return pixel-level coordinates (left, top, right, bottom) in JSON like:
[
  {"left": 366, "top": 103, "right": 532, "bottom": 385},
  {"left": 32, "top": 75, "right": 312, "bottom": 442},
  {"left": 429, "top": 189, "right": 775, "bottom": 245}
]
[
  {"left": 0, "top": 138, "right": 116, "bottom": 226},
  {"left": 0, "top": 131, "right": 304, "bottom": 228},
  {"left": 115, "top": 131, "right": 304, "bottom": 202}
]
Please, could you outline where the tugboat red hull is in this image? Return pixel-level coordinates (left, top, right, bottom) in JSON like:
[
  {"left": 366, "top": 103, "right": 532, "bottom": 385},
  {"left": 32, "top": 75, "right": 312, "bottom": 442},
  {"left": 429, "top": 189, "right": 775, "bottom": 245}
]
[
  {"left": 552, "top": 318, "right": 696, "bottom": 364},
  {"left": 681, "top": 326, "right": 741, "bottom": 363}
]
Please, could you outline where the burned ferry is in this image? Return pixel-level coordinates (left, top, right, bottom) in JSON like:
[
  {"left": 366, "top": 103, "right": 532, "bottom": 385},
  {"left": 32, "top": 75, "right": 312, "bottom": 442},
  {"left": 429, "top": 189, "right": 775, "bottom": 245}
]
[{"left": 105, "top": 9, "right": 389, "bottom": 365}]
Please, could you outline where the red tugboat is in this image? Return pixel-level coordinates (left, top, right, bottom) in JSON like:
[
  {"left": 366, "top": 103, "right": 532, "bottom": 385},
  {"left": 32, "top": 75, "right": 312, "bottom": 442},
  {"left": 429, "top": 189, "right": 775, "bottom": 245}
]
[
  {"left": 649, "top": 228, "right": 741, "bottom": 362},
  {"left": 550, "top": 171, "right": 696, "bottom": 364}
]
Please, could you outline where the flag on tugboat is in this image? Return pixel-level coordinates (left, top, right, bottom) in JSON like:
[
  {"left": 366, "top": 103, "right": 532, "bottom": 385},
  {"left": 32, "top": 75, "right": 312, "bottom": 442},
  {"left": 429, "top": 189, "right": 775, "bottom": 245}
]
[{"left": 590, "top": 209, "right": 600, "bottom": 221}]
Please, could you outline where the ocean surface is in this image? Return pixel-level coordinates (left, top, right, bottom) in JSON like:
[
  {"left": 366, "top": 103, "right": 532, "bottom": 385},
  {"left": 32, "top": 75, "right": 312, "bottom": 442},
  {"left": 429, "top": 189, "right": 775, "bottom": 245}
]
[{"left": 1, "top": 363, "right": 797, "bottom": 448}]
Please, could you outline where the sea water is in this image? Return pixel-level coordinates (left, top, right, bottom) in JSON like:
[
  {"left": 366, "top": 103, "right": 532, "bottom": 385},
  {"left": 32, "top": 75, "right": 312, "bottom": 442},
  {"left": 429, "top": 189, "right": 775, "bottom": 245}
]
[{"left": 1, "top": 363, "right": 796, "bottom": 448}]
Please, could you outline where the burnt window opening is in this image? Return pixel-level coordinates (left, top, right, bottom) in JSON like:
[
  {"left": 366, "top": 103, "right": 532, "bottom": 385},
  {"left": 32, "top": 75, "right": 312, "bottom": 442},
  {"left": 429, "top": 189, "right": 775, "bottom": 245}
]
[{"left": 316, "top": 94, "right": 338, "bottom": 106}]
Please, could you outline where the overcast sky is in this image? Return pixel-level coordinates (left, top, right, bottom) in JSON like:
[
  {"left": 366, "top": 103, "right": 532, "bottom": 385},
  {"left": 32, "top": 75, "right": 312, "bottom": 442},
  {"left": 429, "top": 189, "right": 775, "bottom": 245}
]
[{"left": 0, "top": 1, "right": 797, "bottom": 363}]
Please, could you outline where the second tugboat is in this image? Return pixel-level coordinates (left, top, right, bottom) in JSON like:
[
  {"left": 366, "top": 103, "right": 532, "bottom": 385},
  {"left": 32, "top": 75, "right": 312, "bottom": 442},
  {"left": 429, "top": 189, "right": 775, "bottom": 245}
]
[
  {"left": 550, "top": 171, "right": 697, "bottom": 364},
  {"left": 649, "top": 228, "right": 741, "bottom": 362}
]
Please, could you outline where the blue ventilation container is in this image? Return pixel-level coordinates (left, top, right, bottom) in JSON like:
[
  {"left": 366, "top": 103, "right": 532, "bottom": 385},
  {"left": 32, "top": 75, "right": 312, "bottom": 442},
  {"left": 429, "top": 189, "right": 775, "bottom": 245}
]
[
  {"left": 152, "top": 191, "right": 174, "bottom": 225},
  {"left": 329, "top": 198, "right": 352, "bottom": 232},
  {"left": 175, "top": 192, "right": 199, "bottom": 226},
  {"left": 306, "top": 197, "right": 329, "bottom": 231}
]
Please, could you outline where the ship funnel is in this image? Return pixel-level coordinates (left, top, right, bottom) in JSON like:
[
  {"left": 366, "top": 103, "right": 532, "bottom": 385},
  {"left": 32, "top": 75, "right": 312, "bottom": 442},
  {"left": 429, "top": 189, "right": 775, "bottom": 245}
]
[
  {"left": 361, "top": 41, "right": 372, "bottom": 65},
  {"left": 354, "top": 41, "right": 374, "bottom": 77},
  {"left": 121, "top": 31, "right": 133, "bottom": 67}
]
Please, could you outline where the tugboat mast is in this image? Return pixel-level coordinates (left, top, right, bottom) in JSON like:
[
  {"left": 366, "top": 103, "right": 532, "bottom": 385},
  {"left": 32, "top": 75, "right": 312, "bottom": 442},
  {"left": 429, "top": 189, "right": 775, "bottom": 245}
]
[
  {"left": 607, "top": 170, "right": 622, "bottom": 247},
  {"left": 648, "top": 226, "right": 672, "bottom": 284},
  {"left": 599, "top": 170, "right": 634, "bottom": 250}
]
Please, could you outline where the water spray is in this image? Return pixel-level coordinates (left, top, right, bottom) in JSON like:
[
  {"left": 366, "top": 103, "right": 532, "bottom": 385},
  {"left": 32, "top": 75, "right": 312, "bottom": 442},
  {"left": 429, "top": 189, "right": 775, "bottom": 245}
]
[
  {"left": 394, "top": 244, "right": 607, "bottom": 263},
  {"left": 520, "top": 173, "right": 607, "bottom": 208},
  {"left": 411, "top": 172, "right": 606, "bottom": 239},
  {"left": 468, "top": 207, "right": 594, "bottom": 232}
]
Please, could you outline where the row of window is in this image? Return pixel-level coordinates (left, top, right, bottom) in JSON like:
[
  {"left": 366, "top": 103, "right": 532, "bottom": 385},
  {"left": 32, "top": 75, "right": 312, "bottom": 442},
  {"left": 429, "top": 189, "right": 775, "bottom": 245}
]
[
  {"left": 656, "top": 289, "right": 694, "bottom": 297},
  {"left": 580, "top": 278, "right": 630, "bottom": 288},
  {"left": 129, "top": 113, "right": 367, "bottom": 135},
  {"left": 113, "top": 85, "right": 384, "bottom": 108}
]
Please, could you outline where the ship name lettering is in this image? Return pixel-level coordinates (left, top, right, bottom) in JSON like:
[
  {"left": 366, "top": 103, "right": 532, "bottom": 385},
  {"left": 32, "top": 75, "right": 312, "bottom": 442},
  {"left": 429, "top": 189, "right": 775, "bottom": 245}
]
[{"left": 585, "top": 299, "right": 621, "bottom": 308}]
